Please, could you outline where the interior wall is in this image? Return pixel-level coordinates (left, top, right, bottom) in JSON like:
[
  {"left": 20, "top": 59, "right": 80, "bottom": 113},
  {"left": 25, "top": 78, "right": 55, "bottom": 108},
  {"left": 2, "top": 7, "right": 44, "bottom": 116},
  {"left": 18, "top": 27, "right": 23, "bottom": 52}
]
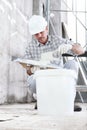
[{"left": 0, "top": 0, "right": 33, "bottom": 104}]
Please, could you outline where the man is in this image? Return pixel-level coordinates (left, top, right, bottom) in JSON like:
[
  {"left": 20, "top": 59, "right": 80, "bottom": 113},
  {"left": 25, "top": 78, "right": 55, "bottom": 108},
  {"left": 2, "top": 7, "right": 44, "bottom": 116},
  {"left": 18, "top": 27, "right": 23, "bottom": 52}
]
[{"left": 24, "top": 15, "right": 85, "bottom": 111}]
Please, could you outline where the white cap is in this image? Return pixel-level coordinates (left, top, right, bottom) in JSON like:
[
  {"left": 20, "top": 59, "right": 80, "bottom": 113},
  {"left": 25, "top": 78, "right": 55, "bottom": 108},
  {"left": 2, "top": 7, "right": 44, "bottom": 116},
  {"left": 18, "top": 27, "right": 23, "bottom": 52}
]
[{"left": 29, "top": 15, "right": 47, "bottom": 35}]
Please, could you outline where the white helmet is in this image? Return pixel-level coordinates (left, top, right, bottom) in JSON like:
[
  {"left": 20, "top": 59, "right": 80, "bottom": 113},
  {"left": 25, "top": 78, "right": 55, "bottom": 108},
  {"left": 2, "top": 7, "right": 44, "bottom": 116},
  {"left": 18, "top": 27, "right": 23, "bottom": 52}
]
[{"left": 29, "top": 15, "right": 47, "bottom": 35}]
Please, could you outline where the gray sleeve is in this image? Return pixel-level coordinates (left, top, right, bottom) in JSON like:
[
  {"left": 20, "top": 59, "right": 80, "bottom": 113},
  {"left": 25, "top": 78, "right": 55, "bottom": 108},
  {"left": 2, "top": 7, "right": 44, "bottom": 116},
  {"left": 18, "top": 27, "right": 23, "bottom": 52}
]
[
  {"left": 23, "top": 42, "right": 33, "bottom": 59},
  {"left": 58, "top": 36, "right": 74, "bottom": 45},
  {"left": 58, "top": 36, "right": 75, "bottom": 55}
]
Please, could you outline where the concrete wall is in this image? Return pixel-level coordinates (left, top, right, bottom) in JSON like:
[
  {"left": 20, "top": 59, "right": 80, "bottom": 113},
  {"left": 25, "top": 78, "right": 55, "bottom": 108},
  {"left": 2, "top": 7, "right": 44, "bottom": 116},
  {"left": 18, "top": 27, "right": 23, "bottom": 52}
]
[
  {"left": 0, "top": 0, "right": 33, "bottom": 104},
  {"left": 33, "top": 0, "right": 40, "bottom": 15},
  {"left": 50, "top": 0, "right": 62, "bottom": 35}
]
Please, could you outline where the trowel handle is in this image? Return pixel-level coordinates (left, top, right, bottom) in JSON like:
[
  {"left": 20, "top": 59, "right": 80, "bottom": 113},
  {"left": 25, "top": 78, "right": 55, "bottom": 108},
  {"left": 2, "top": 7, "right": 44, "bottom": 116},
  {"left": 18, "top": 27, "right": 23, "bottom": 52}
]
[
  {"left": 62, "top": 53, "right": 74, "bottom": 57},
  {"left": 62, "top": 51, "right": 87, "bottom": 57}
]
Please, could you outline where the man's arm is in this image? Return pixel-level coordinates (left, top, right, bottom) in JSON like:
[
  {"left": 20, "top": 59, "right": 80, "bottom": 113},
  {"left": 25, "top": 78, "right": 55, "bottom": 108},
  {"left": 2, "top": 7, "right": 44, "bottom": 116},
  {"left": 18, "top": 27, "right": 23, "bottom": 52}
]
[
  {"left": 54, "top": 43, "right": 85, "bottom": 56},
  {"left": 26, "top": 66, "right": 40, "bottom": 75},
  {"left": 19, "top": 63, "right": 33, "bottom": 75}
]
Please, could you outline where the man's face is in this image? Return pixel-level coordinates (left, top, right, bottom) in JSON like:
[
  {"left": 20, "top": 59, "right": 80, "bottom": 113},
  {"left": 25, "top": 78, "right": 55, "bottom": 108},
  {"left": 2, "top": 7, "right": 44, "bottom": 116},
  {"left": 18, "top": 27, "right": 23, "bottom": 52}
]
[{"left": 34, "top": 27, "right": 48, "bottom": 44}]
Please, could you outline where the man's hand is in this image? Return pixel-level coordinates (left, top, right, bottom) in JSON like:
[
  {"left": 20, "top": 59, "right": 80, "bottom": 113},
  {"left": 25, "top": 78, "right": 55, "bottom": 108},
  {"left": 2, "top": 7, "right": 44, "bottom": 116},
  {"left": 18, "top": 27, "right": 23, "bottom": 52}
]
[
  {"left": 26, "top": 66, "right": 40, "bottom": 75},
  {"left": 72, "top": 44, "right": 85, "bottom": 55},
  {"left": 26, "top": 65, "right": 33, "bottom": 75}
]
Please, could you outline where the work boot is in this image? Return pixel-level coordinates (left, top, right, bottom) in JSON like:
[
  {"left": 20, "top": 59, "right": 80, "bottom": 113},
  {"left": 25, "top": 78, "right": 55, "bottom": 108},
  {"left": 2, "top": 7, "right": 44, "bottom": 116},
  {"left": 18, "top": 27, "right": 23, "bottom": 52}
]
[
  {"left": 34, "top": 102, "right": 37, "bottom": 109},
  {"left": 74, "top": 105, "right": 82, "bottom": 112}
]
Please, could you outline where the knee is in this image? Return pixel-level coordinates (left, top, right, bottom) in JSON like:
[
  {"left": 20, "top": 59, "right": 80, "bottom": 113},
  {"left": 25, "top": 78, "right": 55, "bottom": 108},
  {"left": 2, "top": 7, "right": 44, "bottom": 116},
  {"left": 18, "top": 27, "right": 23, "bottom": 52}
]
[{"left": 64, "top": 60, "right": 79, "bottom": 74}]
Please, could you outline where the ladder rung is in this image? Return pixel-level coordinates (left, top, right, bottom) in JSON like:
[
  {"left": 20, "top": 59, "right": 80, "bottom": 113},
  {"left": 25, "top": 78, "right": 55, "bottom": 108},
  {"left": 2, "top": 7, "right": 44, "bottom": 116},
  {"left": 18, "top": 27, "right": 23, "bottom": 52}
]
[{"left": 76, "top": 85, "right": 87, "bottom": 92}]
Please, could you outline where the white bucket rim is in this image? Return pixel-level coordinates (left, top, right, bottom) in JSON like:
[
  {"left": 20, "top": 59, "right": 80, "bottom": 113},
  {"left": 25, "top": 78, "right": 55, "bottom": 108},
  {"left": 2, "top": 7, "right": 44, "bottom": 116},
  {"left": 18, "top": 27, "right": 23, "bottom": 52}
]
[{"left": 34, "top": 68, "right": 77, "bottom": 79}]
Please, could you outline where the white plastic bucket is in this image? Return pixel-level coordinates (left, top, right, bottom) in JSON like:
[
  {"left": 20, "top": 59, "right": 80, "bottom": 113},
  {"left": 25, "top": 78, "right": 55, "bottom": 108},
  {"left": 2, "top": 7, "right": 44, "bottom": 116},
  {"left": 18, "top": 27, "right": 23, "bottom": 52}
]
[{"left": 35, "top": 69, "right": 77, "bottom": 116}]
